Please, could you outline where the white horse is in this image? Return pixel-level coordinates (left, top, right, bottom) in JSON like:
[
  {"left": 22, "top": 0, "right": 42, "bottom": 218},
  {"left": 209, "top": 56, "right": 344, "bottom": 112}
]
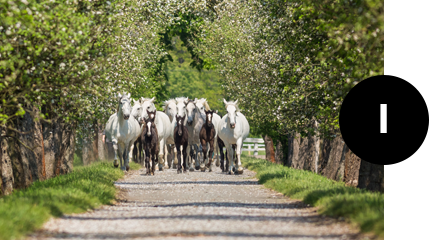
[
  {"left": 163, "top": 99, "right": 178, "bottom": 167},
  {"left": 131, "top": 97, "right": 173, "bottom": 171},
  {"left": 185, "top": 99, "right": 206, "bottom": 171},
  {"left": 105, "top": 93, "right": 142, "bottom": 171},
  {"left": 217, "top": 99, "right": 250, "bottom": 174},
  {"left": 195, "top": 98, "right": 221, "bottom": 170}
]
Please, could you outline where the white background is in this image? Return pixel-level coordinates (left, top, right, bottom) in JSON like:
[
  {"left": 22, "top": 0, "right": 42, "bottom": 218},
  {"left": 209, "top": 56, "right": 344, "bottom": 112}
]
[{"left": 385, "top": 1, "right": 429, "bottom": 239}]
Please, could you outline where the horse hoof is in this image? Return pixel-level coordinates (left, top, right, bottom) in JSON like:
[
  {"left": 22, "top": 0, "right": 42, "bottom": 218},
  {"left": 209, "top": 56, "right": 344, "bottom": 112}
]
[
  {"left": 201, "top": 167, "right": 206, "bottom": 172},
  {"left": 114, "top": 164, "right": 119, "bottom": 168},
  {"left": 189, "top": 167, "right": 195, "bottom": 172},
  {"left": 228, "top": 170, "right": 234, "bottom": 175},
  {"left": 216, "top": 162, "right": 220, "bottom": 167},
  {"left": 195, "top": 166, "right": 200, "bottom": 171},
  {"left": 158, "top": 165, "right": 163, "bottom": 171},
  {"left": 126, "top": 166, "right": 130, "bottom": 171}
]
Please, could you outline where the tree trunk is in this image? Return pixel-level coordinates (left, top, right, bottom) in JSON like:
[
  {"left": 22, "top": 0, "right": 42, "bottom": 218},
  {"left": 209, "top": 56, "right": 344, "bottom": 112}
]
[
  {"left": 0, "top": 128, "right": 14, "bottom": 195},
  {"left": 357, "top": 160, "right": 384, "bottom": 193},
  {"left": 275, "top": 140, "right": 284, "bottom": 165},
  {"left": 263, "top": 135, "right": 275, "bottom": 163}
]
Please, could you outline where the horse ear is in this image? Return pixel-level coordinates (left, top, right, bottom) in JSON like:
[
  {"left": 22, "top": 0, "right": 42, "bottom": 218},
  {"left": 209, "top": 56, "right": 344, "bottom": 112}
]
[
  {"left": 233, "top": 100, "right": 238, "bottom": 105},
  {"left": 117, "top": 92, "right": 122, "bottom": 98},
  {"left": 150, "top": 97, "right": 155, "bottom": 103},
  {"left": 223, "top": 99, "right": 228, "bottom": 105},
  {"left": 138, "top": 98, "right": 143, "bottom": 104},
  {"left": 127, "top": 93, "right": 131, "bottom": 98}
]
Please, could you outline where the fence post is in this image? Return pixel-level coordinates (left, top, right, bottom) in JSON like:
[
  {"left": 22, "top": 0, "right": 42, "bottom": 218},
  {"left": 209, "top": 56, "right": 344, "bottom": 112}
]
[{"left": 254, "top": 143, "right": 258, "bottom": 156}]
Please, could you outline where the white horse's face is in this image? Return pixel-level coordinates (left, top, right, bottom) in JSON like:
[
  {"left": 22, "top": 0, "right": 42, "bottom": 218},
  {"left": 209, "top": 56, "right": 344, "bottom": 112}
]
[
  {"left": 165, "top": 101, "right": 177, "bottom": 120},
  {"left": 186, "top": 101, "right": 197, "bottom": 126},
  {"left": 117, "top": 93, "right": 132, "bottom": 120},
  {"left": 176, "top": 100, "right": 187, "bottom": 119},
  {"left": 195, "top": 101, "right": 206, "bottom": 115},
  {"left": 227, "top": 105, "right": 237, "bottom": 128},
  {"left": 140, "top": 98, "right": 156, "bottom": 120},
  {"left": 131, "top": 100, "right": 143, "bottom": 120}
]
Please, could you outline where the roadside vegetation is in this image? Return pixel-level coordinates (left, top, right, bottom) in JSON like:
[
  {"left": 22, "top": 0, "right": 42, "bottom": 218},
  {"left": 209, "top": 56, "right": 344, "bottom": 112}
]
[
  {"left": 242, "top": 156, "right": 384, "bottom": 239},
  {"left": 0, "top": 161, "right": 140, "bottom": 240}
]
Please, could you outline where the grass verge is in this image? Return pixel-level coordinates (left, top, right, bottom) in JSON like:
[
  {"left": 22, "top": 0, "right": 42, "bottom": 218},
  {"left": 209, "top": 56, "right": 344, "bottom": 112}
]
[
  {"left": 242, "top": 155, "right": 384, "bottom": 239},
  {"left": 0, "top": 160, "right": 140, "bottom": 240}
]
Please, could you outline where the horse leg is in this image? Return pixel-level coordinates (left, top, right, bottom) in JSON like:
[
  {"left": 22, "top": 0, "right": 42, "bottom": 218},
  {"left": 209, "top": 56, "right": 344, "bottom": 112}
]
[
  {"left": 117, "top": 143, "right": 126, "bottom": 171},
  {"left": 112, "top": 140, "right": 119, "bottom": 168},
  {"left": 151, "top": 149, "right": 155, "bottom": 176},
  {"left": 194, "top": 143, "right": 200, "bottom": 171},
  {"left": 183, "top": 142, "right": 188, "bottom": 173},
  {"left": 176, "top": 145, "right": 182, "bottom": 174},
  {"left": 126, "top": 143, "right": 133, "bottom": 171},
  {"left": 208, "top": 140, "right": 214, "bottom": 172},
  {"left": 144, "top": 147, "right": 150, "bottom": 175},
  {"left": 187, "top": 144, "right": 194, "bottom": 171},
  {"left": 200, "top": 139, "right": 207, "bottom": 172},
  {"left": 234, "top": 141, "right": 243, "bottom": 174},
  {"left": 214, "top": 137, "right": 220, "bottom": 167},
  {"left": 173, "top": 144, "right": 178, "bottom": 165},
  {"left": 124, "top": 143, "right": 130, "bottom": 171},
  {"left": 158, "top": 138, "right": 165, "bottom": 171},
  {"left": 225, "top": 143, "right": 234, "bottom": 175}
]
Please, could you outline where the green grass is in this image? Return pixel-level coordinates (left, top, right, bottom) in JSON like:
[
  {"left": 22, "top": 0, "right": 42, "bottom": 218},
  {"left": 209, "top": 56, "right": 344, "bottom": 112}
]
[
  {"left": 0, "top": 160, "right": 140, "bottom": 240},
  {"left": 242, "top": 155, "right": 384, "bottom": 239}
]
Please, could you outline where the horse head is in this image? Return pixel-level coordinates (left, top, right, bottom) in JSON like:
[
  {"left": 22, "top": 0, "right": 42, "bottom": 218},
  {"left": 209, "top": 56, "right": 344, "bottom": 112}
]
[
  {"left": 131, "top": 98, "right": 143, "bottom": 120},
  {"left": 176, "top": 114, "right": 185, "bottom": 136},
  {"left": 140, "top": 97, "right": 156, "bottom": 120},
  {"left": 175, "top": 97, "right": 188, "bottom": 119},
  {"left": 205, "top": 110, "right": 214, "bottom": 128},
  {"left": 186, "top": 100, "right": 197, "bottom": 126},
  {"left": 224, "top": 99, "right": 239, "bottom": 129},
  {"left": 163, "top": 99, "right": 177, "bottom": 121},
  {"left": 118, "top": 92, "right": 132, "bottom": 120},
  {"left": 144, "top": 109, "right": 156, "bottom": 137}
]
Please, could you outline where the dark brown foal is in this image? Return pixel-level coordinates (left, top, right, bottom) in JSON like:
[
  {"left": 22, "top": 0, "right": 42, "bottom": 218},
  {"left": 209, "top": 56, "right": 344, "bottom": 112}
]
[
  {"left": 199, "top": 110, "right": 216, "bottom": 172},
  {"left": 174, "top": 115, "right": 188, "bottom": 173},
  {"left": 142, "top": 110, "right": 159, "bottom": 175}
]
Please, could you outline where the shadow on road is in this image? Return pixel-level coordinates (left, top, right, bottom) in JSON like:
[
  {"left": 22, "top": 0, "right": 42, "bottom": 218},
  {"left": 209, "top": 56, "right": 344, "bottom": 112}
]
[
  {"left": 34, "top": 231, "right": 357, "bottom": 239},
  {"left": 115, "top": 180, "right": 260, "bottom": 185}
]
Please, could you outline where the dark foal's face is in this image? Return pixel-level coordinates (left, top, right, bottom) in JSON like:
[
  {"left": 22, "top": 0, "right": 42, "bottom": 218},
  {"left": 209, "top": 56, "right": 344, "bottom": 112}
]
[
  {"left": 205, "top": 110, "right": 214, "bottom": 128},
  {"left": 176, "top": 114, "right": 184, "bottom": 136},
  {"left": 145, "top": 110, "right": 156, "bottom": 137}
]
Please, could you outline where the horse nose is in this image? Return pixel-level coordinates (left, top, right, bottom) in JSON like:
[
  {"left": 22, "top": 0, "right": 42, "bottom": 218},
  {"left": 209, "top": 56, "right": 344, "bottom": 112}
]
[
  {"left": 124, "top": 114, "right": 130, "bottom": 120},
  {"left": 187, "top": 120, "right": 193, "bottom": 126},
  {"left": 230, "top": 123, "right": 235, "bottom": 128}
]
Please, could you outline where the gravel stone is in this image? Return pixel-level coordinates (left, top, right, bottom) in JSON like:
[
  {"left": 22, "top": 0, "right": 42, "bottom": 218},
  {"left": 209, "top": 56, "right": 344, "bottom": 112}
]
[{"left": 27, "top": 166, "right": 373, "bottom": 240}]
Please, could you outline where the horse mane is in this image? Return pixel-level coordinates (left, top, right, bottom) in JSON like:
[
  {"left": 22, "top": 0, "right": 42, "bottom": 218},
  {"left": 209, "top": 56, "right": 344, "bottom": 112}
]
[
  {"left": 163, "top": 99, "right": 176, "bottom": 112},
  {"left": 197, "top": 98, "right": 211, "bottom": 110},
  {"left": 224, "top": 101, "right": 241, "bottom": 112}
]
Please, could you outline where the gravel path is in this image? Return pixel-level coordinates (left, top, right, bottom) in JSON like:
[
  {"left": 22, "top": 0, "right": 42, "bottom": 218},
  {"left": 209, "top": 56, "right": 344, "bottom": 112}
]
[{"left": 27, "top": 165, "right": 371, "bottom": 240}]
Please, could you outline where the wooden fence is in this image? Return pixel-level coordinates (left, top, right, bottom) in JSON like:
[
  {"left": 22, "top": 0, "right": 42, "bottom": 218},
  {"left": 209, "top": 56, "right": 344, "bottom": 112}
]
[{"left": 221, "top": 138, "right": 265, "bottom": 156}]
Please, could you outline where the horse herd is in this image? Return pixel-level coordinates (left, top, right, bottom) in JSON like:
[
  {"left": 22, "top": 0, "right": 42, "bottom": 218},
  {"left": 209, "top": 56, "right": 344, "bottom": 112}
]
[{"left": 104, "top": 93, "right": 250, "bottom": 175}]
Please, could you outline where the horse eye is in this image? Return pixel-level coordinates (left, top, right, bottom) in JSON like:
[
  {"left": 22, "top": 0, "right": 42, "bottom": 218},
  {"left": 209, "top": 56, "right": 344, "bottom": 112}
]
[{"left": 137, "top": 108, "right": 140, "bottom": 110}]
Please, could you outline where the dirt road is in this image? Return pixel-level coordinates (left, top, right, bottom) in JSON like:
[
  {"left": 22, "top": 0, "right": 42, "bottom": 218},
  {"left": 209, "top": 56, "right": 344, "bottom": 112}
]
[{"left": 28, "top": 166, "right": 369, "bottom": 240}]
